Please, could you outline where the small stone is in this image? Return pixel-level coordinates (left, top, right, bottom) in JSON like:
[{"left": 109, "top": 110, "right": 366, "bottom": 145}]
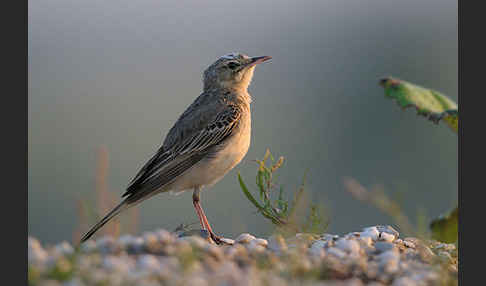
[
  {"left": 54, "top": 241, "right": 74, "bottom": 256},
  {"left": 321, "top": 233, "right": 340, "bottom": 242},
  {"left": 378, "top": 232, "right": 395, "bottom": 242},
  {"left": 376, "top": 225, "right": 399, "bottom": 238},
  {"left": 80, "top": 239, "right": 97, "bottom": 253},
  {"left": 102, "top": 255, "right": 131, "bottom": 272},
  {"left": 361, "top": 227, "right": 380, "bottom": 241},
  {"left": 267, "top": 235, "right": 288, "bottom": 253},
  {"left": 219, "top": 237, "right": 235, "bottom": 245},
  {"left": 434, "top": 243, "right": 456, "bottom": 252},
  {"left": 335, "top": 238, "right": 361, "bottom": 255},
  {"left": 137, "top": 255, "right": 160, "bottom": 272},
  {"left": 327, "top": 247, "right": 347, "bottom": 259},
  {"left": 416, "top": 244, "right": 436, "bottom": 263},
  {"left": 374, "top": 242, "right": 395, "bottom": 253},
  {"left": 204, "top": 244, "right": 224, "bottom": 260},
  {"left": 392, "top": 277, "right": 416, "bottom": 286},
  {"left": 438, "top": 251, "right": 453, "bottom": 263},
  {"left": 403, "top": 240, "right": 416, "bottom": 248},
  {"left": 225, "top": 243, "right": 248, "bottom": 260},
  {"left": 253, "top": 238, "right": 268, "bottom": 247},
  {"left": 309, "top": 240, "right": 326, "bottom": 258},
  {"left": 155, "top": 229, "right": 175, "bottom": 244},
  {"left": 235, "top": 233, "right": 256, "bottom": 244},
  {"left": 28, "top": 237, "right": 48, "bottom": 264},
  {"left": 179, "top": 235, "right": 208, "bottom": 249},
  {"left": 377, "top": 250, "right": 400, "bottom": 273},
  {"left": 62, "top": 278, "right": 85, "bottom": 286},
  {"left": 359, "top": 236, "right": 373, "bottom": 247},
  {"left": 247, "top": 242, "right": 266, "bottom": 253}
]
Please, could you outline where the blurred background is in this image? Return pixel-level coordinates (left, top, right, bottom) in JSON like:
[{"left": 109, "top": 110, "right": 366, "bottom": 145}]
[{"left": 29, "top": 0, "right": 457, "bottom": 244}]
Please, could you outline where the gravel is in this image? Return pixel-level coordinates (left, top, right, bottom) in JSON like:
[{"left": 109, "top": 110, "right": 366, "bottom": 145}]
[{"left": 28, "top": 225, "right": 457, "bottom": 286}]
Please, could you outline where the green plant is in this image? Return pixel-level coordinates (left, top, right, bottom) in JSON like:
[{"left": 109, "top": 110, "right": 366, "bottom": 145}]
[
  {"left": 380, "top": 77, "right": 458, "bottom": 243},
  {"left": 238, "top": 149, "right": 328, "bottom": 235}
]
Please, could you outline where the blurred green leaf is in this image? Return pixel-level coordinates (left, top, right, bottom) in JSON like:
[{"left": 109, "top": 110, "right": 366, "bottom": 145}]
[
  {"left": 238, "top": 172, "right": 264, "bottom": 212},
  {"left": 380, "top": 77, "right": 458, "bottom": 132},
  {"left": 430, "top": 206, "right": 458, "bottom": 243}
]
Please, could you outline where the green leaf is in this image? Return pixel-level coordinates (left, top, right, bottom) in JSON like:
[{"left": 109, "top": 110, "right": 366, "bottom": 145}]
[
  {"left": 380, "top": 77, "right": 458, "bottom": 133},
  {"left": 430, "top": 206, "right": 458, "bottom": 243},
  {"left": 238, "top": 172, "right": 264, "bottom": 212}
]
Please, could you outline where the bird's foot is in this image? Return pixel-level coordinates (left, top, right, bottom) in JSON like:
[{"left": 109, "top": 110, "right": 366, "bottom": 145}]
[{"left": 209, "top": 232, "right": 234, "bottom": 245}]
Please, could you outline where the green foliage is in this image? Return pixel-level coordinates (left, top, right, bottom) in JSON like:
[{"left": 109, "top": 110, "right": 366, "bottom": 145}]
[
  {"left": 430, "top": 206, "right": 458, "bottom": 243},
  {"left": 238, "top": 149, "right": 328, "bottom": 235},
  {"left": 379, "top": 77, "right": 458, "bottom": 243},
  {"left": 380, "top": 77, "right": 458, "bottom": 133}
]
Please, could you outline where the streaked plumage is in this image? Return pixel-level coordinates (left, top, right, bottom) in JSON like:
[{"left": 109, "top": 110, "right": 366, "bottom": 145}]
[{"left": 80, "top": 53, "right": 271, "bottom": 244}]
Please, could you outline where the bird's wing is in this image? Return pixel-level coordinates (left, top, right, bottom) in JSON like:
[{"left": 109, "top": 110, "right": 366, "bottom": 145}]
[{"left": 122, "top": 102, "right": 241, "bottom": 200}]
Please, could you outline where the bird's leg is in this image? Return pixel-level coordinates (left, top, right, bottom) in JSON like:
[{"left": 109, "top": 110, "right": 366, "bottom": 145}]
[{"left": 192, "top": 187, "right": 222, "bottom": 244}]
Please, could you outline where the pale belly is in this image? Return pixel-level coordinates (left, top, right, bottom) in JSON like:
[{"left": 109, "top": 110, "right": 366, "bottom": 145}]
[{"left": 166, "top": 114, "right": 251, "bottom": 193}]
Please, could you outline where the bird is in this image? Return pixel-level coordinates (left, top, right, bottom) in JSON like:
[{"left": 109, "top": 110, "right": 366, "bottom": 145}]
[{"left": 80, "top": 52, "right": 272, "bottom": 244}]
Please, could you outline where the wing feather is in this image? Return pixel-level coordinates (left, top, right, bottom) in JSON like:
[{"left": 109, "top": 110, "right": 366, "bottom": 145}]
[{"left": 122, "top": 103, "right": 241, "bottom": 200}]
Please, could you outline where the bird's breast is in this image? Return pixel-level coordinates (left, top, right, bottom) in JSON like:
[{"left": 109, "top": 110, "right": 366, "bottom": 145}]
[{"left": 200, "top": 109, "right": 251, "bottom": 187}]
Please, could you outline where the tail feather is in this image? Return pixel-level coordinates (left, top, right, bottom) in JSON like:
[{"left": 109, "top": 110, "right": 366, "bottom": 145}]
[{"left": 80, "top": 200, "right": 130, "bottom": 243}]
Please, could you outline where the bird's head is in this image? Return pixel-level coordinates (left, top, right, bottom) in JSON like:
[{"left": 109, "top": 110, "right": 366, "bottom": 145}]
[{"left": 203, "top": 53, "right": 271, "bottom": 91}]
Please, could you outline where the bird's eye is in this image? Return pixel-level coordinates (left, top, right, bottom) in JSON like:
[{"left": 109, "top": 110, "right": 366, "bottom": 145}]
[{"left": 227, "top": 62, "right": 240, "bottom": 70}]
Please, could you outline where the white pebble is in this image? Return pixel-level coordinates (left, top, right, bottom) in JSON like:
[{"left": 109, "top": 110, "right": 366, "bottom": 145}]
[
  {"left": 28, "top": 237, "right": 48, "bottom": 264},
  {"left": 103, "top": 255, "right": 131, "bottom": 272},
  {"left": 327, "top": 247, "right": 347, "bottom": 259},
  {"left": 247, "top": 243, "right": 266, "bottom": 253},
  {"left": 267, "top": 235, "right": 288, "bottom": 252},
  {"left": 309, "top": 240, "right": 326, "bottom": 258},
  {"left": 336, "top": 238, "right": 361, "bottom": 255},
  {"left": 379, "top": 232, "right": 395, "bottom": 242},
  {"left": 377, "top": 250, "right": 400, "bottom": 273},
  {"left": 155, "top": 229, "right": 175, "bottom": 244},
  {"left": 361, "top": 227, "right": 380, "bottom": 241},
  {"left": 403, "top": 240, "right": 416, "bottom": 248},
  {"left": 118, "top": 234, "right": 135, "bottom": 247},
  {"left": 359, "top": 236, "right": 373, "bottom": 247},
  {"left": 137, "top": 255, "right": 160, "bottom": 272},
  {"left": 54, "top": 241, "right": 74, "bottom": 256},
  {"left": 235, "top": 233, "right": 256, "bottom": 244}
]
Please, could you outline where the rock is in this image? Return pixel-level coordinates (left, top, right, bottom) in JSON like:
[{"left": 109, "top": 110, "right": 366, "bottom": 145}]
[
  {"left": 374, "top": 242, "right": 395, "bottom": 253},
  {"left": 28, "top": 237, "right": 48, "bottom": 264},
  {"left": 27, "top": 228, "right": 457, "bottom": 286},
  {"left": 377, "top": 250, "right": 400, "bottom": 274},
  {"left": 253, "top": 238, "right": 268, "bottom": 247},
  {"left": 309, "top": 241, "right": 326, "bottom": 258},
  {"left": 102, "top": 255, "right": 131, "bottom": 272},
  {"left": 403, "top": 240, "right": 416, "bottom": 249},
  {"left": 219, "top": 237, "right": 235, "bottom": 245},
  {"left": 335, "top": 238, "right": 360, "bottom": 255},
  {"left": 416, "top": 244, "right": 436, "bottom": 263},
  {"left": 178, "top": 235, "right": 208, "bottom": 249},
  {"left": 361, "top": 227, "right": 380, "bottom": 241},
  {"left": 137, "top": 255, "right": 160, "bottom": 272},
  {"left": 235, "top": 233, "right": 256, "bottom": 244},
  {"left": 267, "top": 235, "right": 288, "bottom": 253},
  {"left": 378, "top": 232, "right": 395, "bottom": 242},
  {"left": 376, "top": 225, "right": 400, "bottom": 238},
  {"left": 204, "top": 244, "right": 224, "bottom": 261},
  {"left": 392, "top": 277, "right": 417, "bottom": 286},
  {"left": 54, "top": 241, "right": 74, "bottom": 256},
  {"left": 359, "top": 236, "right": 373, "bottom": 247},
  {"left": 327, "top": 247, "right": 347, "bottom": 259}
]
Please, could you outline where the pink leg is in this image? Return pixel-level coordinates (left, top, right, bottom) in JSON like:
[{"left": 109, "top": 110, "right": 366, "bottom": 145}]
[{"left": 192, "top": 187, "right": 222, "bottom": 244}]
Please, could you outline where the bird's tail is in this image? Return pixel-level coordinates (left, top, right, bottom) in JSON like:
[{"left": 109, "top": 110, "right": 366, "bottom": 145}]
[{"left": 79, "top": 199, "right": 130, "bottom": 244}]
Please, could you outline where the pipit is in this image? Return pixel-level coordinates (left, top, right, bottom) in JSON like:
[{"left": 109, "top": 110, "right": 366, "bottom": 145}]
[{"left": 80, "top": 53, "right": 272, "bottom": 244}]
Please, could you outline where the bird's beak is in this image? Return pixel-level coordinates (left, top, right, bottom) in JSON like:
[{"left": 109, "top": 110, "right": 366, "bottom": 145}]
[{"left": 246, "top": 56, "right": 272, "bottom": 68}]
